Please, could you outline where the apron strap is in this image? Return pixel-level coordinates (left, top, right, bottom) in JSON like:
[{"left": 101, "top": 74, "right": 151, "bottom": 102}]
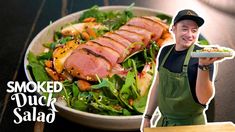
[
  {"left": 160, "top": 45, "right": 175, "bottom": 67},
  {"left": 182, "top": 44, "right": 195, "bottom": 73}
]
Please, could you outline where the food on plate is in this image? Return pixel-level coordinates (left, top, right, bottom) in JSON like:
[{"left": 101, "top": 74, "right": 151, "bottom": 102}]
[
  {"left": 27, "top": 5, "right": 208, "bottom": 116},
  {"left": 191, "top": 46, "right": 235, "bottom": 58},
  {"left": 196, "top": 46, "right": 233, "bottom": 53}
]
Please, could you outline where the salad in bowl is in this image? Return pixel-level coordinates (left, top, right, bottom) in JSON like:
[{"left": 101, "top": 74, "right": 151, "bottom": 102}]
[{"left": 24, "top": 4, "right": 208, "bottom": 130}]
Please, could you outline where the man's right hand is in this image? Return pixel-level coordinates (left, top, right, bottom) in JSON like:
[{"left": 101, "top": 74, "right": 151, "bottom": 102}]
[{"left": 140, "top": 118, "right": 151, "bottom": 132}]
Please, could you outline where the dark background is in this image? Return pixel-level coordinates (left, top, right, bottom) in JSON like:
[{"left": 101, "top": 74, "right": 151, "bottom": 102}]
[{"left": 1, "top": 0, "right": 235, "bottom": 132}]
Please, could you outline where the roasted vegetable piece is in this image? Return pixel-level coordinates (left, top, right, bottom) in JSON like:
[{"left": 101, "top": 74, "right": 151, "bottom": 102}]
[
  {"left": 77, "top": 80, "right": 91, "bottom": 91},
  {"left": 44, "top": 60, "right": 53, "bottom": 68},
  {"left": 83, "top": 17, "right": 96, "bottom": 23},
  {"left": 53, "top": 40, "right": 78, "bottom": 73},
  {"left": 45, "top": 67, "right": 60, "bottom": 81}
]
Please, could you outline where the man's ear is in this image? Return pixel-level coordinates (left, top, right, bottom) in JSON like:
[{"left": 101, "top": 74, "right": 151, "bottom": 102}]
[{"left": 171, "top": 25, "right": 176, "bottom": 33}]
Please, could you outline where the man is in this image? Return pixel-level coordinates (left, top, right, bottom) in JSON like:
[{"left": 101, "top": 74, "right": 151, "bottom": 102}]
[{"left": 141, "top": 9, "right": 222, "bottom": 130}]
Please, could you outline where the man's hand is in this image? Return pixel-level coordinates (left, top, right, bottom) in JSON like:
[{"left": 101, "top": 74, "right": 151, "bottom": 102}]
[
  {"left": 140, "top": 118, "right": 151, "bottom": 132},
  {"left": 199, "top": 57, "right": 224, "bottom": 65}
]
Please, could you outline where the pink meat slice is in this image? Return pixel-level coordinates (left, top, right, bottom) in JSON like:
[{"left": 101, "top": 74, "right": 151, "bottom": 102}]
[
  {"left": 64, "top": 49, "right": 111, "bottom": 81},
  {"left": 119, "top": 25, "right": 153, "bottom": 47},
  {"left": 126, "top": 17, "right": 164, "bottom": 41},
  {"left": 141, "top": 16, "right": 169, "bottom": 31},
  {"left": 103, "top": 32, "right": 132, "bottom": 48},
  {"left": 75, "top": 41, "right": 120, "bottom": 66},
  {"left": 114, "top": 30, "right": 145, "bottom": 53},
  {"left": 92, "top": 37, "right": 126, "bottom": 55}
]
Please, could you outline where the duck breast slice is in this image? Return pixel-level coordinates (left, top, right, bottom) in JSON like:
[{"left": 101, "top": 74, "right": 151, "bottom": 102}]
[
  {"left": 75, "top": 41, "right": 120, "bottom": 66},
  {"left": 119, "top": 25, "right": 153, "bottom": 47},
  {"left": 126, "top": 17, "right": 164, "bottom": 41},
  {"left": 64, "top": 49, "right": 111, "bottom": 81}
]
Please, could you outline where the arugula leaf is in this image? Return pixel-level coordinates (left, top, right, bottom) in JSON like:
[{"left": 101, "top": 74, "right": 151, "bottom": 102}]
[
  {"left": 79, "top": 5, "right": 134, "bottom": 31},
  {"left": 133, "top": 93, "right": 148, "bottom": 113},
  {"left": 37, "top": 50, "right": 53, "bottom": 60},
  {"left": 90, "top": 92, "right": 123, "bottom": 114},
  {"left": 72, "top": 100, "right": 87, "bottom": 111},
  {"left": 58, "top": 36, "right": 73, "bottom": 44},
  {"left": 54, "top": 31, "right": 62, "bottom": 41},
  {"left": 122, "top": 108, "right": 132, "bottom": 116},
  {"left": 91, "top": 78, "right": 120, "bottom": 101},
  {"left": 72, "top": 92, "right": 91, "bottom": 111},
  {"left": 72, "top": 83, "right": 79, "bottom": 98},
  {"left": 27, "top": 51, "right": 38, "bottom": 64},
  {"left": 119, "top": 71, "right": 136, "bottom": 110},
  {"left": 79, "top": 5, "right": 106, "bottom": 23},
  {"left": 27, "top": 52, "right": 50, "bottom": 82}
]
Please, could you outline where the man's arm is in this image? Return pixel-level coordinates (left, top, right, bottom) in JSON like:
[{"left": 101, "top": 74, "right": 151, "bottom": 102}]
[
  {"left": 196, "top": 57, "right": 222, "bottom": 105},
  {"left": 196, "top": 67, "right": 214, "bottom": 105},
  {"left": 141, "top": 72, "right": 159, "bottom": 131}
]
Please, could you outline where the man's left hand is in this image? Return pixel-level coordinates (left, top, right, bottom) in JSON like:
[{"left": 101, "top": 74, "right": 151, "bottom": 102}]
[{"left": 199, "top": 57, "right": 224, "bottom": 65}]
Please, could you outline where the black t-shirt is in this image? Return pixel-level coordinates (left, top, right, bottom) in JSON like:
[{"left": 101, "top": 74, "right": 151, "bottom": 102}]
[{"left": 157, "top": 44, "right": 214, "bottom": 105}]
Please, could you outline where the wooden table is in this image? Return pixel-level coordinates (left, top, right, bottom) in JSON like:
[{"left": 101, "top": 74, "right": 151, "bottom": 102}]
[{"left": 144, "top": 122, "right": 235, "bottom": 132}]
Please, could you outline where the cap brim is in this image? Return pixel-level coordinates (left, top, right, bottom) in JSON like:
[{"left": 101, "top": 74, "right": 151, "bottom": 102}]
[{"left": 175, "top": 15, "right": 204, "bottom": 27}]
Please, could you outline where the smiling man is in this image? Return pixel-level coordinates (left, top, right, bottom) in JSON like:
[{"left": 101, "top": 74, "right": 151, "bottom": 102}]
[{"left": 141, "top": 9, "right": 223, "bottom": 130}]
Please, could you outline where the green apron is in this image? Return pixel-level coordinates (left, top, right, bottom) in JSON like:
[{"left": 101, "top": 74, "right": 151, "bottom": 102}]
[{"left": 156, "top": 44, "right": 206, "bottom": 127}]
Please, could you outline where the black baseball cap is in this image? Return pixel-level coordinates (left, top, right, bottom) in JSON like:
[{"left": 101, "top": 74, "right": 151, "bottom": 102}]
[{"left": 173, "top": 9, "right": 204, "bottom": 27}]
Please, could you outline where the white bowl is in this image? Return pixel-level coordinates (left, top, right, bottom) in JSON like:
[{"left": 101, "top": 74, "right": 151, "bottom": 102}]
[{"left": 24, "top": 6, "right": 164, "bottom": 131}]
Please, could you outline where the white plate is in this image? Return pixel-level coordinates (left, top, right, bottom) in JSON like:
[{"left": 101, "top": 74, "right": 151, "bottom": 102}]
[
  {"left": 191, "top": 52, "right": 234, "bottom": 58},
  {"left": 24, "top": 6, "right": 164, "bottom": 131}
]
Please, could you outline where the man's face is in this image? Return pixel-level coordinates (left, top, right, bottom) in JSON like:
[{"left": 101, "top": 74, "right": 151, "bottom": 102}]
[{"left": 172, "top": 20, "right": 199, "bottom": 50}]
